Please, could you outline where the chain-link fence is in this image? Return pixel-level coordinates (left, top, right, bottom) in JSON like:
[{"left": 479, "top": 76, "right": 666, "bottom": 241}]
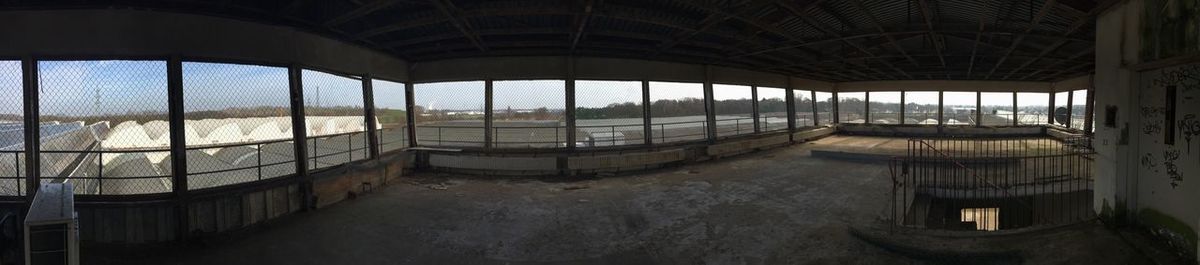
[
  {"left": 39, "top": 60, "right": 172, "bottom": 195},
  {"left": 182, "top": 62, "right": 295, "bottom": 190},
  {"left": 869, "top": 91, "right": 901, "bottom": 125},
  {"left": 838, "top": 92, "right": 866, "bottom": 124},
  {"left": 414, "top": 81, "right": 485, "bottom": 147},
  {"left": 0, "top": 61, "right": 24, "bottom": 197},
  {"left": 575, "top": 80, "right": 645, "bottom": 147},
  {"left": 492, "top": 80, "right": 566, "bottom": 148},
  {"left": 302, "top": 69, "right": 367, "bottom": 170},
  {"left": 649, "top": 81, "right": 708, "bottom": 144},
  {"left": 793, "top": 89, "right": 815, "bottom": 128},
  {"left": 712, "top": 84, "right": 754, "bottom": 137},
  {"left": 372, "top": 79, "right": 409, "bottom": 152},
  {"left": 758, "top": 87, "right": 788, "bottom": 132}
]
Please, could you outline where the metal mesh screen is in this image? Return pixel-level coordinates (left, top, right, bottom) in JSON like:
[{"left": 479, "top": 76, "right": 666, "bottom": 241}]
[
  {"left": 414, "top": 81, "right": 485, "bottom": 147},
  {"left": 492, "top": 80, "right": 566, "bottom": 148},
  {"left": 182, "top": 62, "right": 294, "bottom": 190},
  {"left": 0, "top": 61, "right": 23, "bottom": 196},
  {"left": 793, "top": 89, "right": 815, "bottom": 127},
  {"left": 1071, "top": 90, "right": 1089, "bottom": 130},
  {"left": 38, "top": 60, "right": 172, "bottom": 195},
  {"left": 372, "top": 79, "right": 409, "bottom": 153},
  {"left": 757, "top": 87, "right": 787, "bottom": 132},
  {"left": 868, "top": 91, "right": 901, "bottom": 124},
  {"left": 981, "top": 92, "right": 1016, "bottom": 126},
  {"left": 1017, "top": 92, "right": 1050, "bottom": 125},
  {"left": 837, "top": 92, "right": 866, "bottom": 124},
  {"left": 814, "top": 92, "right": 834, "bottom": 125},
  {"left": 575, "top": 80, "right": 644, "bottom": 147},
  {"left": 302, "top": 69, "right": 367, "bottom": 170},
  {"left": 904, "top": 91, "right": 939, "bottom": 125},
  {"left": 942, "top": 92, "right": 977, "bottom": 126},
  {"left": 712, "top": 84, "right": 753, "bottom": 137},
  {"left": 648, "top": 81, "right": 707, "bottom": 144}
]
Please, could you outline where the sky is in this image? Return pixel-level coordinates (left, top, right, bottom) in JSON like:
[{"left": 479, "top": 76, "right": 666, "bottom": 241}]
[{"left": 0, "top": 59, "right": 1076, "bottom": 116}]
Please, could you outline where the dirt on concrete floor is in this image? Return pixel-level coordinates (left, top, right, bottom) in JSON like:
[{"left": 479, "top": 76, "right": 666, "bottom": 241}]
[{"left": 93, "top": 143, "right": 1150, "bottom": 265}]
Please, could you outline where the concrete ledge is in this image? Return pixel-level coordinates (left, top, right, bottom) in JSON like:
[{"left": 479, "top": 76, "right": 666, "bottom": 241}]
[
  {"left": 793, "top": 127, "right": 836, "bottom": 141},
  {"left": 567, "top": 149, "right": 687, "bottom": 170},
  {"left": 706, "top": 134, "right": 791, "bottom": 156},
  {"left": 838, "top": 124, "right": 1045, "bottom": 137},
  {"left": 429, "top": 154, "right": 558, "bottom": 171}
]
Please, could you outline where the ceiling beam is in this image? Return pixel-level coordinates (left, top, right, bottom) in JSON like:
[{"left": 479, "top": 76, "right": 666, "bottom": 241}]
[
  {"left": 651, "top": 0, "right": 777, "bottom": 56},
  {"left": 984, "top": 0, "right": 1057, "bottom": 79},
  {"left": 965, "top": 1, "right": 992, "bottom": 78},
  {"left": 776, "top": 0, "right": 910, "bottom": 79},
  {"left": 430, "top": 0, "right": 486, "bottom": 52},
  {"left": 323, "top": 0, "right": 399, "bottom": 27},
  {"left": 915, "top": 0, "right": 948, "bottom": 78},
  {"left": 847, "top": 0, "right": 921, "bottom": 71},
  {"left": 1000, "top": 0, "right": 1116, "bottom": 80},
  {"left": 570, "top": 0, "right": 596, "bottom": 53}
]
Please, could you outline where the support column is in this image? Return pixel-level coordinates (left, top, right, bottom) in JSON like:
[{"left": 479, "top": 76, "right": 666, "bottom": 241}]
[
  {"left": 1012, "top": 92, "right": 1019, "bottom": 126},
  {"left": 832, "top": 92, "right": 840, "bottom": 124},
  {"left": 21, "top": 57, "right": 38, "bottom": 200},
  {"left": 641, "top": 80, "right": 652, "bottom": 146},
  {"left": 484, "top": 79, "right": 494, "bottom": 149},
  {"left": 404, "top": 81, "right": 417, "bottom": 148},
  {"left": 811, "top": 90, "right": 819, "bottom": 126},
  {"left": 785, "top": 88, "right": 796, "bottom": 132},
  {"left": 751, "top": 85, "right": 761, "bottom": 133},
  {"left": 1047, "top": 91, "right": 1056, "bottom": 125},
  {"left": 863, "top": 92, "right": 871, "bottom": 124},
  {"left": 362, "top": 75, "right": 379, "bottom": 159},
  {"left": 1084, "top": 85, "right": 1095, "bottom": 133},
  {"left": 976, "top": 91, "right": 983, "bottom": 127},
  {"left": 166, "top": 56, "right": 190, "bottom": 240},
  {"left": 1066, "top": 89, "right": 1075, "bottom": 129},
  {"left": 937, "top": 91, "right": 944, "bottom": 126},
  {"left": 287, "top": 65, "right": 312, "bottom": 210},
  {"left": 703, "top": 66, "right": 717, "bottom": 142},
  {"left": 899, "top": 91, "right": 906, "bottom": 124},
  {"left": 565, "top": 58, "right": 576, "bottom": 149}
]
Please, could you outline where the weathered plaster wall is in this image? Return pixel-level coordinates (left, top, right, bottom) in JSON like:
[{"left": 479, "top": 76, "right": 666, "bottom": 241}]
[{"left": 1095, "top": 0, "right": 1200, "bottom": 259}]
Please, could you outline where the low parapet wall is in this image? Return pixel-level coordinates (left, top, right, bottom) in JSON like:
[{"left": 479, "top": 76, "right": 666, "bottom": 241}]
[{"left": 837, "top": 124, "right": 1048, "bottom": 137}]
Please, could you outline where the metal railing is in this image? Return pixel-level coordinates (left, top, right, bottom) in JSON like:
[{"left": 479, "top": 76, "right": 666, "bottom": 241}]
[
  {"left": 890, "top": 135, "right": 1094, "bottom": 232},
  {"left": 40, "top": 148, "right": 173, "bottom": 195},
  {"left": 650, "top": 119, "right": 710, "bottom": 144},
  {"left": 0, "top": 151, "right": 24, "bottom": 197},
  {"left": 712, "top": 117, "right": 756, "bottom": 137}
]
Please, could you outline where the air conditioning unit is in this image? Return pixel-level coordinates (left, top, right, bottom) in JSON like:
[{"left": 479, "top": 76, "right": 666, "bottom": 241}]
[{"left": 24, "top": 183, "right": 78, "bottom": 265}]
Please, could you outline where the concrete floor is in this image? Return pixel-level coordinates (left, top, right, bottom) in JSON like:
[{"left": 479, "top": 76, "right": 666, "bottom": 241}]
[{"left": 92, "top": 141, "right": 1150, "bottom": 265}]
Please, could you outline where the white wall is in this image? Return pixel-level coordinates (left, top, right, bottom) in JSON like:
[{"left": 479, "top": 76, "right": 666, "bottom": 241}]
[{"left": 1094, "top": 0, "right": 1200, "bottom": 260}]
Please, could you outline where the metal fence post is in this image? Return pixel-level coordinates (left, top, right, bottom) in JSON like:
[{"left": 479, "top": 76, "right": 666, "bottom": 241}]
[
  {"left": 362, "top": 74, "right": 380, "bottom": 159},
  {"left": 288, "top": 65, "right": 312, "bottom": 210},
  {"left": 166, "top": 56, "right": 190, "bottom": 240},
  {"left": 641, "top": 80, "right": 652, "bottom": 146},
  {"left": 21, "top": 57, "right": 39, "bottom": 200}
]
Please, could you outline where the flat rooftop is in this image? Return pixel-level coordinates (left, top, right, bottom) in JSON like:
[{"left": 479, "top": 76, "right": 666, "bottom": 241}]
[{"left": 88, "top": 136, "right": 1147, "bottom": 264}]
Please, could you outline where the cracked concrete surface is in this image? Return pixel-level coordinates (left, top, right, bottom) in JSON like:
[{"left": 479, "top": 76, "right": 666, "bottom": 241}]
[{"left": 96, "top": 142, "right": 1147, "bottom": 265}]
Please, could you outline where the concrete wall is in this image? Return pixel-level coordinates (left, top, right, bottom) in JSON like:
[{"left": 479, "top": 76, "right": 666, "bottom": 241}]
[
  {"left": 0, "top": 9, "right": 409, "bottom": 80},
  {"left": 1094, "top": 0, "right": 1200, "bottom": 260}
]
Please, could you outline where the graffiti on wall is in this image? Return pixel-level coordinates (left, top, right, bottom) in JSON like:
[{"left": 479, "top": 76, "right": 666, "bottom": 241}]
[
  {"left": 1141, "top": 152, "right": 1158, "bottom": 171},
  {"left": 1141, "top": 0, "right": 1200, "bottom": 61},
  {"left": 1162, "top": 149, "right": 1183, "bottom": 188},
  {"left": 1181, "top": 114, "right": 1200, "bottom": 154},
  {"left": 1141, "top": 106, "right": 1167, "bottom": 136}
]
